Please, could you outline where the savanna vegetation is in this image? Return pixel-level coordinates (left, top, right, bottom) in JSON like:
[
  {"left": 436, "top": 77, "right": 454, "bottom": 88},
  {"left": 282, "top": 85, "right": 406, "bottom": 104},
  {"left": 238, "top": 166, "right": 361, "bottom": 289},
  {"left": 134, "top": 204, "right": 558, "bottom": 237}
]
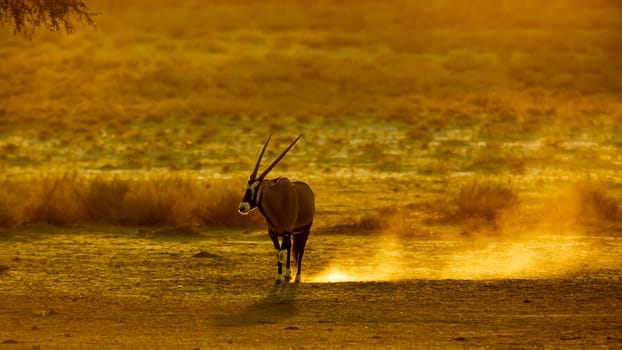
[
  {"left": 0, "top": 0, "right": 621, "bottom": 235},
  {"left": 0, "top": 172, "right": 262, "bottom": 228}
]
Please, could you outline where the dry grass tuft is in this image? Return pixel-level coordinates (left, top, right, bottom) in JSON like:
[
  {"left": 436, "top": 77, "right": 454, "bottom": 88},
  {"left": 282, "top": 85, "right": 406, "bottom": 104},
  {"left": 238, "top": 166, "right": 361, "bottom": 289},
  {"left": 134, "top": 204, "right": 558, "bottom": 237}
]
[
  {"left": 452, "top": 179, "right": 519, "bottom": 223},
  {"left": 325, "top": 208, "right": 395, "bottom": 234},
  {"left": 0, "top": 172, "right": 263, "bottom": 229},
  {"left": 349, "top": 207, "right": 399, "bottom": 232},
  {"left": 333, "top": 207, "right": 414, "bottom": 235},
  {"left": 0, "top": 180, "right": 26, "bottom": 227},
  {"left": 560, "top": 181, "right": 619, "bottom": 223},
  {"left": 77, "top": 176, "right": 131, "bottom": 223},
  {"left": 24, "top": 172, "right": 85, "bottom": 226}
]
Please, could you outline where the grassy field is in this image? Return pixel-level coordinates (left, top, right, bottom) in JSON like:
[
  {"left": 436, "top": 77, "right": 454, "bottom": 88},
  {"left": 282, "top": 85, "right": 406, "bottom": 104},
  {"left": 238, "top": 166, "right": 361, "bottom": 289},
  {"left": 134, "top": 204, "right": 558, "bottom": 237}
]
[{"left": 1, "top": 0, "right": 621, "bottom": 233}]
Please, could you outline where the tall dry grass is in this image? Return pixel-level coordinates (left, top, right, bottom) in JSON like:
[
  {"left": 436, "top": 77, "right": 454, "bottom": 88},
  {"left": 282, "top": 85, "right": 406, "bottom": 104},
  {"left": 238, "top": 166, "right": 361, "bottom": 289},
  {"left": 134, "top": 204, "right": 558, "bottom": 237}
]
[
  {"left": 0, "top": 172, "right": 263, "bottom": 229},
  {"left": 441, "top": 178, "right": 620, "bottom": 233},
  {"left": 551, "top": 181, "right": 620, "bottom": 224},
  {"left": 446, "top": 179, "right": 519, "bottom": 227}
]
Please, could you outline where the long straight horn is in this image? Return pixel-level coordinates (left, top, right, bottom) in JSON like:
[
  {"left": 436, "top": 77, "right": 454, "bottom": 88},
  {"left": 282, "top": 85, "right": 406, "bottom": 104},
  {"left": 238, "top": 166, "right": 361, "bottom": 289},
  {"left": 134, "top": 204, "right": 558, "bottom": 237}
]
[
  {"left": 258, "top": 135, "right": 302, "bottom": 180},
  {"left": 250, "top": 135, "right": 272, "bottom": 180}
]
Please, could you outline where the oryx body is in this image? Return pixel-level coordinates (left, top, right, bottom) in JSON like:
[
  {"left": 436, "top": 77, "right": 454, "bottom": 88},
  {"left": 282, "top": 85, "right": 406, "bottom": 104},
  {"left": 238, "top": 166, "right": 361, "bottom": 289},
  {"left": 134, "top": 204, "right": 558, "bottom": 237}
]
[{"left": 239, "top": 135, "right": 315, "bottom": 283}]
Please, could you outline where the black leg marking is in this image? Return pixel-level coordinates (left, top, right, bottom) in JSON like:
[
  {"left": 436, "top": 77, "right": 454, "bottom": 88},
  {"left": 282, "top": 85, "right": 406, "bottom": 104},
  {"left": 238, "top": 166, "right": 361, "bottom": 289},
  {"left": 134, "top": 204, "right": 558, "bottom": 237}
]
[
  {"left": 269, "top": 231, "right": 280, "bottom": 250},
  {"left": 283, "top": 233, "right": 292, "bottom": 282},
  {"left": 292, "top": 224, "right": 311, "bottom": 282},
  {"left": 269, "top": 231, "right": 283, "bottom": 281}
]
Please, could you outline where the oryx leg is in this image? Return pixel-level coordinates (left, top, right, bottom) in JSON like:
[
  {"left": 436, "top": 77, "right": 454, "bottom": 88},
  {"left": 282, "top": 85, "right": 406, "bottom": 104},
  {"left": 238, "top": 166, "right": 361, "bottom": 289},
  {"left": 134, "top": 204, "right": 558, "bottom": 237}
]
[
  {"left": 295, "top": 247, "right": 304, "bottom": 283},
  {"left": 269, "top": 232, "right": 284, "bottom": 283},
  {"left": 293, "top": 227, "right": 311, "bottom": 283},
  {"left": 282, "top": 233, "right": 292, "bottom": 282}
]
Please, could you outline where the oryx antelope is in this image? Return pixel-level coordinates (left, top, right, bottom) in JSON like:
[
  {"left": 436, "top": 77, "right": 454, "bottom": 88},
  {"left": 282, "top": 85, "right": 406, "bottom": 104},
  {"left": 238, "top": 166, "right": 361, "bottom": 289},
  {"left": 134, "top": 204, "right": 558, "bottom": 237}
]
[{"left": 238, "top": 135, "right": 315, "bottom": 283}]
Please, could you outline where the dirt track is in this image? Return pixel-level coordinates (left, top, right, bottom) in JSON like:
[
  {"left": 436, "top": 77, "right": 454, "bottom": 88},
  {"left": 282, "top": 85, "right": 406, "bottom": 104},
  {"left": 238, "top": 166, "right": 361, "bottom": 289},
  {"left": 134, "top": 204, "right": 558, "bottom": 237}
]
[{"left": 1, "top": 229, "right": 621, "bottom": 349}]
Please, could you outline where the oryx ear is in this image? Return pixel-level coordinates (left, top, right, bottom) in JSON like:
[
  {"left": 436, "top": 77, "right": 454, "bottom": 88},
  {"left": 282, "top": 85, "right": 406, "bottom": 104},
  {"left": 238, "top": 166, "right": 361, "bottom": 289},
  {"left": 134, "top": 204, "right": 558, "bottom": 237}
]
[
  {"left": 258, "top": 135, "right": 301, "bottom": 180},
  {"left": 250, "top": 135, "right": 271, "bottom": 180}
]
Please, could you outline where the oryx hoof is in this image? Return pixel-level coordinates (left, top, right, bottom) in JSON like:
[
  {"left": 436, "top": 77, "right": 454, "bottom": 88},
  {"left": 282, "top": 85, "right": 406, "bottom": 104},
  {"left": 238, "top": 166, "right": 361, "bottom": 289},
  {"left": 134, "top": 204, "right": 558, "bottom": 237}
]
[
  {"left": 294, "top": 275, "right": 302, "bottom": 283},
  {"left": 275, "top": 274, "right": 284, "bottom": 283}
]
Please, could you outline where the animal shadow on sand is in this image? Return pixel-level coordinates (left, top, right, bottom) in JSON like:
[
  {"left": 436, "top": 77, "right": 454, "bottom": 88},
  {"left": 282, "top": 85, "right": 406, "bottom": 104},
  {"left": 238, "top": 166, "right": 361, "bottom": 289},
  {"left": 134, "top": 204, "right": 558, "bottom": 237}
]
[{"left": 215, "top": 284, "right": 299, "bottom": 326}]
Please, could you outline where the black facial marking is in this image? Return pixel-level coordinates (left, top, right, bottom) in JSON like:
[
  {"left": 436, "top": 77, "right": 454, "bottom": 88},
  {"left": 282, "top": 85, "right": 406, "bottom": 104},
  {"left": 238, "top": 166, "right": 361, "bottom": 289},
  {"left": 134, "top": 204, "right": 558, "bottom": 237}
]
[
  {"left": 241, "top": 180, "right": 259, "bottom": 209},
  {"left": 242, "top": 190, "right": 253, "bottom": 207}
]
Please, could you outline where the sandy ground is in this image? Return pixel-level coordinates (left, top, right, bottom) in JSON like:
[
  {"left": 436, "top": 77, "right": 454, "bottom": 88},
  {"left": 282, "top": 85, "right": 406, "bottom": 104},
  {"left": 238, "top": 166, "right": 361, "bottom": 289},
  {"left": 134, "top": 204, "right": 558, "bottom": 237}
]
[{"left": 1, "top": 228, "right": 621, "bottom": 349}]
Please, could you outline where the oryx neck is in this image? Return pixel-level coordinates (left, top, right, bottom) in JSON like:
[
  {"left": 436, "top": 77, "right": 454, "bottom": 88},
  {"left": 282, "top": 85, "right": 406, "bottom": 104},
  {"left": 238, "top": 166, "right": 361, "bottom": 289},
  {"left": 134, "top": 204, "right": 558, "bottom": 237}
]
[
  {"left": 255, "top": 180, "right": 264, "bottom": 207},
  {"left": 255, "top": 180, "right": 274, "bottom": 227}
]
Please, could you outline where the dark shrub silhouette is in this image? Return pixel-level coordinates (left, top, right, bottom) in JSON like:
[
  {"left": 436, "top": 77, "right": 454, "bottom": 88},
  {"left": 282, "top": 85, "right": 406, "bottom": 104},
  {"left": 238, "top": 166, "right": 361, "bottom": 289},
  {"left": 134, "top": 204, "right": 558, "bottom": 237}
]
[{"left": 0, "top": 0, "right": 94, "bottom": 35}]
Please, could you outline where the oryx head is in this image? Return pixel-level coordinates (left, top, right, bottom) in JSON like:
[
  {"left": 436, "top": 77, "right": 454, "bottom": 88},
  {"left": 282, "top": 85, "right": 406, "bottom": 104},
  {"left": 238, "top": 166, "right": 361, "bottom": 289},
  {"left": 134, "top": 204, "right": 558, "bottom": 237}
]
[{"left": 238, "top": 135, "right": 301, "bottom": 214}]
